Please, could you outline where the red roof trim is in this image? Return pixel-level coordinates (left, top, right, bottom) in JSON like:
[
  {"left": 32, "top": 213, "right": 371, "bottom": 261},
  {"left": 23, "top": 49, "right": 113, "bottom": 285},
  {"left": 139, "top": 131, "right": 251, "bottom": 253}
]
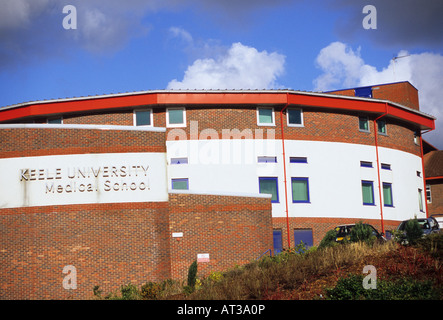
[{"left": 0, "top": 91, "right": 435, "bottom": 129}]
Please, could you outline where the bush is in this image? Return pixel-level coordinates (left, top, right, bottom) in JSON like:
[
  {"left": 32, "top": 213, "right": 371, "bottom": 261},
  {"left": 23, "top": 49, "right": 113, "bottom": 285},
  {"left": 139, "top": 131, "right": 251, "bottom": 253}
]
[
  {"left": 318, "top": 229, "right": 338, "bottom": 249},
  {"left": 405, "top": 218, "right": 424, "bottom": 245},
  {"left": 141, "top": 281, "right": 162, "bottom": 300},
  {"left": 185, "top": 260, "right": 198, "bottom": 293},
  {"left": 350, "top": 222, "right": 375, "bottom": 244},
  {"left": 325, "top": 274, "right": 440, "bottom": 300}
]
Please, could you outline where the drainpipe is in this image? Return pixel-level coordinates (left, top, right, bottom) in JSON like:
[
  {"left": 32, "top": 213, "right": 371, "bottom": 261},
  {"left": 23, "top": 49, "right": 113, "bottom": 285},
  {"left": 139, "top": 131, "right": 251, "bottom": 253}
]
[
  {"left": 373, "top": 103, "right": 388, "bottom": 234},
  {"left": 280, "top": 93, "right": 290, "bottom": 248}
]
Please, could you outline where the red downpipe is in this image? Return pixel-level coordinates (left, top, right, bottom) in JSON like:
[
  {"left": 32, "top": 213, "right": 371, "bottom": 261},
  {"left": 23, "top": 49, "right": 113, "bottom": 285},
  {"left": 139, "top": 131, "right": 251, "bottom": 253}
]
[
  {"left": 374, "top": 103, "right": 388, "bottom": 234},
  {"left": 280, "top": 93, "right": 291, "bottom": 248}
]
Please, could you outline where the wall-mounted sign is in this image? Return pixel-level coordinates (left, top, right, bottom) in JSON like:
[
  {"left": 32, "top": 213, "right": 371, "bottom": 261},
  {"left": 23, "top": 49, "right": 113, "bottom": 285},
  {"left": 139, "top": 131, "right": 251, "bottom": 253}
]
[
  {"left": 0, "top": 152, "right": 168, "bottom": 208},
  {"left": 197, "top": 253, "right": 210, "bottom": 263}
]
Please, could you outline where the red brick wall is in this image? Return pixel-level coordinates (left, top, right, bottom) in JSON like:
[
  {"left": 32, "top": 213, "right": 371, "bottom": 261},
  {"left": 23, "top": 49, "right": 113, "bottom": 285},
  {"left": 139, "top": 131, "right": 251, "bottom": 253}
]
[
  {"left": 0, "top": 202, "right": 170, "bottom": 300},
  {"left": 427, "top": 180, "right": 443, "bottom": 216},
  {"left": 0, "top": 127, "right": 165, "bottom": 158},
  {"left": 168, "top": 193, "right": 273, "bottom": 280}
]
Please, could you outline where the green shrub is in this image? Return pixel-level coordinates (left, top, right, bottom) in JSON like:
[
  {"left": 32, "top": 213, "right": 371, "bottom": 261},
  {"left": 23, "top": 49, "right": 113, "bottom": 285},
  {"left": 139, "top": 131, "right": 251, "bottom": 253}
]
[
  {"left": 405, "top": 218, "right": 423, "bottom": 245},
  {"left": 141, "top": 281, "right": 162, "bottom": 300},
  {"left": 119, "top": 283, "right": 141, "bottom": 300},
  {"left": 325, "top": 274, "right": 440, "bottom": 300},
  {"left": 350, "top": 222, "right": 375, "bottom": 244},
  {"left": 187, "top": 260, "right": 198, "bottom": 290},
  {"left": 318, "top": 229, "right": 338, "bottom": 249}
]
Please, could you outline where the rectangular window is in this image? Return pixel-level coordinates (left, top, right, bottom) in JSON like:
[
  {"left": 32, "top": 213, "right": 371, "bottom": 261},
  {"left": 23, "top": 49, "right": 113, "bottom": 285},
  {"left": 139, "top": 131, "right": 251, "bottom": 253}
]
[
  {"left": 426, "top": 184, "right": 432, "bottom": 203},
  {"left": 291, "top": 177, "right": 310, "bottom": 203},
  {"left": 377, "top": 119, "right": 387, "bottom": 134},
  {"left": 416, "top": 171, "right": 421, "bottom": 177},
  {"left": 257, "top": 107, "right": 275, "bottom": 126},
  {"left": 294, "top": 229, "right": 313, "bottom": 249},
  {"left": 381, "top": 163, "right": 391, "bottom": 170},
  {"left": 360, "top": 161, "right": 373, "bottom": 168},
  {"left": 259, "top": 177, "right": 279, "bottom": 203},
  {"left": 359, "top": 116, "right": 370, "bottom": 132},
  {"left": 362, "top": 180, "right": 375, "bottom": 205},
  {"left": 355, "top": 87, "right": 372, "bottom": 98},
  {"left": 134, "top": 109, "right": 153, "bottom": 126},
  {"left": 47, "top": 117, "right": 63, "bottom": 124},
  {"left": 418, "top": 188, "right": 424, "bottom": 212},
  {"left": 290, "top": 157, "right": 308, "bottom": 163},
  {"left": 257, "top": 156, "right": 277, "bottom": 163},
  {"left": 167, "top": 108, "right": 186, "bottom": 127},
  {"left": 287, "top": 108, "right": 303, "bottom": 126},
  {"left": 414, "top": 131, "right": 420, "bottom": 145},
  {"left": 170, "top": 157, "right": 188, "bottom": 165},
  {"left": 273, "top": 229, "right": 283, "bottom": 255},
  {"left": 171, "top": 178, "right": 189, "bottom": 190},
  {"left": 383, "top": 182, "right": 393, "bottom": 207}
]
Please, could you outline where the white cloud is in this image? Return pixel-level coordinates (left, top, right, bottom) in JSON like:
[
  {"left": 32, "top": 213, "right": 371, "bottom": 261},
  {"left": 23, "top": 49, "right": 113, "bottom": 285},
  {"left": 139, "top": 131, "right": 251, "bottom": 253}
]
[
  {"left": 314, "top": 42, "right": 443, "bottom": 148},
  {"left": 167, "top": 42, "right": 285, "bottom": 90}
]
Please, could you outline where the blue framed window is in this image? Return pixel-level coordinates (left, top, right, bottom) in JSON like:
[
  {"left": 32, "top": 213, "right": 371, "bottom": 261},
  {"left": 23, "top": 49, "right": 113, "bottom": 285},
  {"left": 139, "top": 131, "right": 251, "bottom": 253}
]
[
  {"left": 257, "top": 156, "right": 277, "bottom": 163},
  {"left": 290, "top": 157, "right": 307, "bottom": 163},
  {"left": 171, "top": 178, "right": 189, "bottom": 190},
  {"left": 360, "top": 161, "right": 373, "bottom": 168},
  {"left": 171, "top": 157, "right": 188, "bottom": 165},
  {"left": 362, "top": 180, "right": 375, "bottom": 205},
  {"left": 273, "top": 229, "right": 283, "bottom": 255},
  {"left": 382, "top": 182, "right": 393, "bottom": 207},
  {"left": 381, "top": 163, "right": 391, "bottom": 170},
  {"left": 259, "top": 177, "right": 279, "bottom": 203},
  {"left": 291, "top": 177, "right": 310, "bottom": 203},
  {"left": 294, "top": 229, "right": 313, "bottom": 249}
]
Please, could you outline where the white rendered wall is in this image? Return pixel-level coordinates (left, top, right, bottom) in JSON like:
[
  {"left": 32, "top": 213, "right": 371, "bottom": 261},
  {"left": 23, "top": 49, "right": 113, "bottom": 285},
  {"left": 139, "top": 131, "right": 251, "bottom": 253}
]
[{"left": 166, "top": 139, "right": 426, "bottom": 222}]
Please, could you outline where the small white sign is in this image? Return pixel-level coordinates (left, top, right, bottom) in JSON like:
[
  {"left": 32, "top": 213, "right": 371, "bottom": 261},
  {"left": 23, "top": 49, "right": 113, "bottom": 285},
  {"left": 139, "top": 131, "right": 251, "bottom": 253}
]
[
  {"left": 197, "top": 253, "right": 210, "bottom": 263},
  {"left": 172, "top": 232, "right": 183, "bottom": 238}
]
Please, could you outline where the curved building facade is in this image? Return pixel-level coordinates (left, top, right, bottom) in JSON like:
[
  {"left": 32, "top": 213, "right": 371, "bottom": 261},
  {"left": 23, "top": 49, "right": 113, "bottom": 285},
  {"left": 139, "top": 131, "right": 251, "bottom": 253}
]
[{"left": 0, "top": 81, "right": 435, "bottom": 299}]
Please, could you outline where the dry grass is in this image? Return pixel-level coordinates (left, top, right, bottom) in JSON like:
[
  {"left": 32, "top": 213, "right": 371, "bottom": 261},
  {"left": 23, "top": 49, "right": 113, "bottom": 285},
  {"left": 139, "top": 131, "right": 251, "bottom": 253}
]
[{"left": 188, "top": 241, "right": 398, "bottom": 300}]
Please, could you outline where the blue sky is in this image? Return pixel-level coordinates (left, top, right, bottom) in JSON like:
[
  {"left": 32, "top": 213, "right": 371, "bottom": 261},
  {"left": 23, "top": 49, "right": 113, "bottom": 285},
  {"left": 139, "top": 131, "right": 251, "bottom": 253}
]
[{"left": 1, "top": 0, "right": 442, "bottom": 147}]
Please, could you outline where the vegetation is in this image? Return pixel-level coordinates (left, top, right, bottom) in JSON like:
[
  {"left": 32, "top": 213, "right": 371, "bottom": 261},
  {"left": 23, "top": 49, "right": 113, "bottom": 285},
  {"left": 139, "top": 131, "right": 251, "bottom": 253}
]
[{"left": 93, "top": 231, "right": 443, "bottom": 300}]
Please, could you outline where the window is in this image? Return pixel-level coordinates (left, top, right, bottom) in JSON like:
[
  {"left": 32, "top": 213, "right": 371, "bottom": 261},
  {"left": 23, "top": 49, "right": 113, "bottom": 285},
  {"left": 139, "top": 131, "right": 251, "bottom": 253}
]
[
  {"left": 355, "top": 86, "right": 372, "bottom": 98},
  {"left": 360, "top": 161, "right": 373, "bottom": 168},
  {"left": 361, "top": 180, "right": 375, "bottom": 205},
  {"left": 167, "top": 108, "right": 186, "bottom": 127},
  {"left": 426, "top": 184, "right": 432, "bottom": 203},
  {"left": 359, "top": 116, "right": 370, "bottom": 132},
  {"left": 273, "top": 229, "right": 283, "bottom": 255},
  {"left": 170, "top": 157, "right": 188, "bottom": 165},
  {"left": 257, "top": 107, "right": 275, "bottom": 126},
  {"left": 171, "top": 178, "right": 189, "bottom": 190},
  {"left": 381, "top": 163, "right": 391, "bottom": 170},
  {"left": 257, "top": 156, "right": 277, "bottom": 163},
  {"left": 134, "top": 109, "right": 153, "bottom": 126},
  {"left": 291, "top": 177, "right": 310, "bottom": 203},
  {"left": 47, "top": 117, "right": 63, "bottom": 124},
  {"left": 418, "top": 188, "right": 424, "bottom": 212},
  {"left": 377, "top": 119, "right": 387, "bottom": 134},
  {"left": 416, "top": 171, "right": 421, "bottom": 177},
  {"left": 287, "top": 108, "right": 303, "bottom": 126},
  {"left": 259, "top": 177, "right": 279, "bottom": 203},
  {"left": 294, "top": 229, "right": 313, "bottom": 249},
  {"left": 290, "top": 157, "right": 308, "bottom": 163},
  {"left": 382, "top": 182, "right": 393, "bottom": 207}
]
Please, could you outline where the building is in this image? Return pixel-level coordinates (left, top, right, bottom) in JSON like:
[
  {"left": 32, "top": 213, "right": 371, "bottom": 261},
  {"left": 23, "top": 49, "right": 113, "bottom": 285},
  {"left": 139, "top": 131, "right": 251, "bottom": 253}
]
[
  {"left": 423, "top": 142, "right": 443, "bottom": 218},
  {"left": 0, "top": 81, "right": 436, "bottom": 299}
]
